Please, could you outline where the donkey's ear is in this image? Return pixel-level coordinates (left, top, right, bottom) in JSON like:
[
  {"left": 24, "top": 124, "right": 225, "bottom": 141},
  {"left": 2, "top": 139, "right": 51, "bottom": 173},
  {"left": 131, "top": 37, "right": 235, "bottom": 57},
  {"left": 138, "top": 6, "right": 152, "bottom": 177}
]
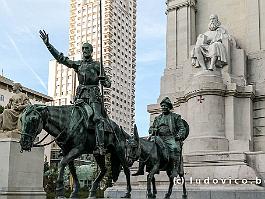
[{"left": 133, "top": 124, "right": 139, "bottom": 142}]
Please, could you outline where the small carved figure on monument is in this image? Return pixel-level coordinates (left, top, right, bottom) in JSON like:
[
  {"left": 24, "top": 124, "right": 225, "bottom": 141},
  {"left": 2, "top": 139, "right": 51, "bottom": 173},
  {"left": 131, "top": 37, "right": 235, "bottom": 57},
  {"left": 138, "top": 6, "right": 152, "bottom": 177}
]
[
  {"left": 191, "top": 14, "right": 232, "bottom": 71},
  {"left": 0, "top": 83, "right": 30, "bottom": 132},
  {"left": 40, "top": 30, "right": 111, "bottom": 155}
]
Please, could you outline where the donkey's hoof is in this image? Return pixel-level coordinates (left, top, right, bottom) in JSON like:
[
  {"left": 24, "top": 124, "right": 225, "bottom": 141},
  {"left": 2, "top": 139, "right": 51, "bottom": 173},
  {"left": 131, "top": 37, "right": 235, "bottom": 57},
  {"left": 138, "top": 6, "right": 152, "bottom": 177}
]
[
  {"left": 164, "top": 193, "right": 170, "bottom": 199},
  {"left": 147, "top": 193, "right": 156, "bottom": 199},
  {"left": 182, "top": 194, "right": 188, "bottom": 199},
  {"left": 121, "top": 193, "right": 131, "bottom": 198}
]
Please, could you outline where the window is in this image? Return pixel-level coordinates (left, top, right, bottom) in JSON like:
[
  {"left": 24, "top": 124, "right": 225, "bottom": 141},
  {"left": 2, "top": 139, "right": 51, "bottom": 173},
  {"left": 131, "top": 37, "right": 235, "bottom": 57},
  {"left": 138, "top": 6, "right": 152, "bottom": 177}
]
[{"left": 0, "top": 95, "right": 4, "bottom": 101}]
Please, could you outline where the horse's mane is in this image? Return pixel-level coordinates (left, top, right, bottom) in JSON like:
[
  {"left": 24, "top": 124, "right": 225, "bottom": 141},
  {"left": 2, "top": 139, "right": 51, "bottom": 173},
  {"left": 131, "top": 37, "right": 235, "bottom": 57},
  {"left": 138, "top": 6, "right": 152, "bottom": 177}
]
[{"left": 46, "top": 105, "right": 74, "bottom": 130}]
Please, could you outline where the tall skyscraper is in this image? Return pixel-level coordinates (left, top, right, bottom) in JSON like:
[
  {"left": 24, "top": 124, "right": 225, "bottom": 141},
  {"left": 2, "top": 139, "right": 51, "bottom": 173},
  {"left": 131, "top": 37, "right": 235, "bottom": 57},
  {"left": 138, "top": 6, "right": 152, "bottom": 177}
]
[{"left": 48, "top": 0, "right": 136, "bottom": 135}]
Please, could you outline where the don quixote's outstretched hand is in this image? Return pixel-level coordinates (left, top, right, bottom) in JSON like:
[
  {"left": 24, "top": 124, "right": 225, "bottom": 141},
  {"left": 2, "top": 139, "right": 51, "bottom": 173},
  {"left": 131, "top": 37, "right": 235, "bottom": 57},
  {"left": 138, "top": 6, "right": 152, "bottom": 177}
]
[{"left": 39, "top": 30, "right": 49, "bottom": 45}]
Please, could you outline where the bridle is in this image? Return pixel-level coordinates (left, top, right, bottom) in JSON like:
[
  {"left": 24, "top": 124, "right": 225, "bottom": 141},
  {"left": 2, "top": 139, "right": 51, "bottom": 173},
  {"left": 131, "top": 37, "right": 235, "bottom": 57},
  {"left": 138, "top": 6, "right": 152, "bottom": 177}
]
[
  {"left": 125, "top": 139, "right": 141, "bottom": 163},
  {"left": 126, "top": 138, "right": 156, "bottom": 164},
  {"left": 20, "top": 106, "right": 65, "bottom": 150}
]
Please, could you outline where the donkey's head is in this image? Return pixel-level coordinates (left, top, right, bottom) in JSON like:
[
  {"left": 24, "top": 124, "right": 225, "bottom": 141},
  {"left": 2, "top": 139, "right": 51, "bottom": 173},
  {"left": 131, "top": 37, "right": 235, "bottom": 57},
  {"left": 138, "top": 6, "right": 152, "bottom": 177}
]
[{"left": 125, "top": 124, "right": 140, "bottom": 167}]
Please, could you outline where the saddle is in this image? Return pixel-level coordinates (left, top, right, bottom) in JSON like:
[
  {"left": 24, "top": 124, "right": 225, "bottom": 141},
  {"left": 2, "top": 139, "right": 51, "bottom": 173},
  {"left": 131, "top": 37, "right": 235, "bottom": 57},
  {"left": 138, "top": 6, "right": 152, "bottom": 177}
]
[{"left": 70, "top": 99, "right": 113, "bottom": 133}]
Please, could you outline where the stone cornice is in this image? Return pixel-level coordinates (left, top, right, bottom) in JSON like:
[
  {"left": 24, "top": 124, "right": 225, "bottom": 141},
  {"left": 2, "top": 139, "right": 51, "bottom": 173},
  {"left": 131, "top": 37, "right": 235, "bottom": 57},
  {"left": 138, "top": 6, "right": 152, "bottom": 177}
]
[
  {"left": 180, "top": 87, "right": 255, "bottom": 105},
  {"left": 147, "top": 86, "right": 256, "bottom": 115},
  {"left": 254, "top": 94, "right": 265, "bottom": 102},
  {"left": 166, "top": 0, "right": 196, "bottom": 13}
]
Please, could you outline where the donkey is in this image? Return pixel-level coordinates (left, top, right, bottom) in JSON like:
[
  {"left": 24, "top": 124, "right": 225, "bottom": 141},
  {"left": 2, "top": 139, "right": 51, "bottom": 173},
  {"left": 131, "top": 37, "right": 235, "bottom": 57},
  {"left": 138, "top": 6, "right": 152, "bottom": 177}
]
[{"left": 126, "top": 125, "right": 188, "bottom": 199}]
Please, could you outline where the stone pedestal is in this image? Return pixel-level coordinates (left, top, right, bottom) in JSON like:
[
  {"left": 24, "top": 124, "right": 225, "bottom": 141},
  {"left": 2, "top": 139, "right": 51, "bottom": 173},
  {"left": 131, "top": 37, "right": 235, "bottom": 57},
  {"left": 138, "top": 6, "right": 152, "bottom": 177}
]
[
  {"left": 184, "top": 70, "right": 229, "bottom": 153},
  {"left": 105, "top": 152, "right": 265, "bottom": 198},
  {"left": 0, "top": 137, "right": 46, "bottom": 199}
]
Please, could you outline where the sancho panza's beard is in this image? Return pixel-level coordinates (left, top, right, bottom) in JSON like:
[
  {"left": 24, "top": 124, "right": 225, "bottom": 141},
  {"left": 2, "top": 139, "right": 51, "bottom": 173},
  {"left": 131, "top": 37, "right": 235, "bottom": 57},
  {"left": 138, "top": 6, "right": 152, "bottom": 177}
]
[{"left": 208, "top": 22, "right": 219, "bottom": 31}]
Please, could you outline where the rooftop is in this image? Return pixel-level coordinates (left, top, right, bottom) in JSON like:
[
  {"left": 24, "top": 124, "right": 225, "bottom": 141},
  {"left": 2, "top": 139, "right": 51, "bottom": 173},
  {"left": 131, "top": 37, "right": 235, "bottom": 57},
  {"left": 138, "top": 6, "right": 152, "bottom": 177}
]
[{"left": 0, "top": 75, "right": 53, "bottom": 102}]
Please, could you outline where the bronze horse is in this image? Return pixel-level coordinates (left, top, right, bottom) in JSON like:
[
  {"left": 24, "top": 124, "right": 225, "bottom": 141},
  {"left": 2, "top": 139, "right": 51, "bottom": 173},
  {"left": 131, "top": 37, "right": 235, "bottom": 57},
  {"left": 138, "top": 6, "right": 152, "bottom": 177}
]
[
  {"left": 19, "top": 104, "right": 132, "bottom": 199},
  {"left": 126, "top": 125, "right": 188, "bottom": 199}
]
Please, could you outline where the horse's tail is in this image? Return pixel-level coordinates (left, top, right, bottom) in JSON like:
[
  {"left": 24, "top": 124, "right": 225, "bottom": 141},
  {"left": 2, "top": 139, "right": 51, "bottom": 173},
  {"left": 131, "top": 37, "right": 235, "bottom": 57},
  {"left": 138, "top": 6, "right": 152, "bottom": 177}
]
[{"left": 110, "top": 149, "right": 122, "bottom": 182}]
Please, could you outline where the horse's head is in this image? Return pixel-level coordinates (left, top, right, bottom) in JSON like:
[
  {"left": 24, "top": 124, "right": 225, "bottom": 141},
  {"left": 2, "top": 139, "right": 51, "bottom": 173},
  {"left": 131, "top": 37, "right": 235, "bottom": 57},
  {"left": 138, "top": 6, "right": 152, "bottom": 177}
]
[
  {"left": 126, "top": 124, "right": 140, "bottom": 167},
  {"left": 19, "top": 105, "right": 47, "bottom": 152}
]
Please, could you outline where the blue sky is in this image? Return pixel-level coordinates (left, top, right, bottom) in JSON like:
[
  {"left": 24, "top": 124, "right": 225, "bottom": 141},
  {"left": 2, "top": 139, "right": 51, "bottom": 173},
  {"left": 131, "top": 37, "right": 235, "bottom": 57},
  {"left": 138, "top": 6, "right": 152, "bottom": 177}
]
[{"left": 0, "top": 0, "right": 166, "bottom": 136}]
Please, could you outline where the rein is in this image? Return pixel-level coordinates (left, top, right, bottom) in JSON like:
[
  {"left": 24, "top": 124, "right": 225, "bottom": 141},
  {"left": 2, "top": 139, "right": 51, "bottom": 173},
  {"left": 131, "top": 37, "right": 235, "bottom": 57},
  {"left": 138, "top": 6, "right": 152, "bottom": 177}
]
[
  {"left": 33, "top": 129, "right": 65, "bottom": 147},
  {"left": 21, "top": 105, "right": 66, "bottom": 148}
]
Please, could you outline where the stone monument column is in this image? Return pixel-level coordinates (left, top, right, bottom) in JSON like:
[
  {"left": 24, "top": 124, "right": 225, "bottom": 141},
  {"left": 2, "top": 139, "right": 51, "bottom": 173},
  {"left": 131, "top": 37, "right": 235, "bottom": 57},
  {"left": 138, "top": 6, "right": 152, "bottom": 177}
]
[
  {"left": 0, "top": 83, "right": 46, "bottom": 199},
  {"left": 166, "top": 0, "right": 196, "bottom": 68},
  {"left": 0, "top": 135, "right": 46, "bottom": 199},
  {"left": 183, "top": 70, "right": 229, "bottom": 153},
  {"left": 160, "top": 0, "right": 196, "bottom": 100}
]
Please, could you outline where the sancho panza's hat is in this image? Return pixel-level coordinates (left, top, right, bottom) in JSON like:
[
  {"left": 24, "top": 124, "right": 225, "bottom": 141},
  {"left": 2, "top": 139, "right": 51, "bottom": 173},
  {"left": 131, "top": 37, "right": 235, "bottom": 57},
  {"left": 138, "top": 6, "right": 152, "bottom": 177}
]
[{"left": 160, "top": 97, "right": 173, "bottom": 110}]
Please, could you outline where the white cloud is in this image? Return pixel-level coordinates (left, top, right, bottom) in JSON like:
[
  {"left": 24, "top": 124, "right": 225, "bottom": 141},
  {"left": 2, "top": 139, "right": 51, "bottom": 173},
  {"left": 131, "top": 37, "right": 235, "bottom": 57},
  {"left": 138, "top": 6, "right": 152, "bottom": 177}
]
[{"left": 6, "top": 34, "right": 48, "bottom": 91}]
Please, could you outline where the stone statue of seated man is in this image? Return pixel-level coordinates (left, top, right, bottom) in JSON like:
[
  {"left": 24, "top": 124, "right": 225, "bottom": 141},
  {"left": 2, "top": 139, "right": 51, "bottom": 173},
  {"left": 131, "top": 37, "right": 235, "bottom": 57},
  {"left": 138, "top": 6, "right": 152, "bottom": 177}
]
[
  {"left": 0, "top": 83, "right": 31, "bottom": 132},
  {"left": 191, "top": 14, "right": 232, "bottom": 71}
]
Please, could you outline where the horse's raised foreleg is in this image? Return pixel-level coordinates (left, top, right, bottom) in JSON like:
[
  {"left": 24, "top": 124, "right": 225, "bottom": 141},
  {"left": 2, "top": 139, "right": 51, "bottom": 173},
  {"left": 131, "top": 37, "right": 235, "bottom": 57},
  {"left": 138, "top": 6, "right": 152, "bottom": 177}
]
[
  {"left": 180, "top": 174, "right": 187, "bottom": 199},
  {"left": 147, "top": 164, "right": 159, "bottom": 199},
  {"left": 164, "top": 170, "right": 174, "bottom": 199},
  {"left": 68, "top": 161, "right": 80, "bottom": 198},
  {"left": 56, "top": 147, "right": 83, "bottom": 198},
  {"left": 88, "top": 155, "right": 107, "bottom": 199},
  {"left": 121, "top": 166, "right": 131, "bottom": 198}
]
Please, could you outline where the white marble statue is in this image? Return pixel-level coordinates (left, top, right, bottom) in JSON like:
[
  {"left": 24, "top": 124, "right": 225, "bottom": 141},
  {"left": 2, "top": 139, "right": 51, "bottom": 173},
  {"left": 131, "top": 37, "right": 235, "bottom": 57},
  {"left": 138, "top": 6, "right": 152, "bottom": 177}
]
[
  {"left": 191, "top": 14, "right": 232, "bottom": 71},
  {"left": 0, "top": 83, "right": 31, "bottom": 132}
]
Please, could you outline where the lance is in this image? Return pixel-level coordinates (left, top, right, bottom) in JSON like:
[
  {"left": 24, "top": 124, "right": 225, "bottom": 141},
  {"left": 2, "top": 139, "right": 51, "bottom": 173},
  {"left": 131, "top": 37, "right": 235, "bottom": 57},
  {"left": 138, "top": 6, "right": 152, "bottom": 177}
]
[{"left": 99, "top": 0, "right": 105, "bottom": 110}]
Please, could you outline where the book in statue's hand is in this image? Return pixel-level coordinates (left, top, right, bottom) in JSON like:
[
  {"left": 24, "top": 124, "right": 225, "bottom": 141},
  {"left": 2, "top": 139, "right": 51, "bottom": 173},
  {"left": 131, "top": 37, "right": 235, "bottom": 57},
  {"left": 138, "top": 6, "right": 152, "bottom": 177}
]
[{"left": 196, "top": 34, "right": 208, "bottom": 45}]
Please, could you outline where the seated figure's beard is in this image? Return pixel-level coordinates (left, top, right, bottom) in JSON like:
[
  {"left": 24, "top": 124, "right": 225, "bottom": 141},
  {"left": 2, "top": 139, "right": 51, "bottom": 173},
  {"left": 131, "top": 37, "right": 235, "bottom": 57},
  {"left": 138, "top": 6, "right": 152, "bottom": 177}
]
[{"left": 208, "top": 22, "right": 219, "bottom": 31}]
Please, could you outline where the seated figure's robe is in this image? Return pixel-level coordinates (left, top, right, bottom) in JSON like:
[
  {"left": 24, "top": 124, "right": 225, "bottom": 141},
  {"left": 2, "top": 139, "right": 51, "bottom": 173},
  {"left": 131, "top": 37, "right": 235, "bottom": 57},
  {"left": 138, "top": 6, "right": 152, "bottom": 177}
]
[{"left": 0, "top": 93, "right": 30, "bottom": 131}]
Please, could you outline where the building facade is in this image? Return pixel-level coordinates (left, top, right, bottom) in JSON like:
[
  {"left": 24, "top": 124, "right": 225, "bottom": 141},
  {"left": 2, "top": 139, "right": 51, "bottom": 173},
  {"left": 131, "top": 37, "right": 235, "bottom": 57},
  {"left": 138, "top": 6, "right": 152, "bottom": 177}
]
[
  {"left": 0, "top": 75, "right": 53, "bottom": 107},
  {"left": 48, "top": 0, "right": 136, "bottom": 134}
]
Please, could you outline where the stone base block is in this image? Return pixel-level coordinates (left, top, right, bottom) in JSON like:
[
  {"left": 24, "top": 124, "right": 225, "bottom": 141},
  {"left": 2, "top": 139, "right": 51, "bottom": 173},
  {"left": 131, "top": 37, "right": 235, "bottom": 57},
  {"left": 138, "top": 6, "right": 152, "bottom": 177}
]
[
  {"left": 184, "top": 137, "right": 229, "bottom": 153},
  {"left": 105, "top": 188, "right": 265, "bottom": 199},
  {"left": 106, "top": 152, "right": 265, "bottom": 199},
  {"left": 229, "top": 140, "right": 252, "bottom": 152},
  {"left": 0, "top": 191, "right": 46, "bottom": 199},
  {"left": 0, "top": 138, "right": 46, "bottom": 199},
  {"left": 254, "top": 137, "right": 265, "bottom": 152}
]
